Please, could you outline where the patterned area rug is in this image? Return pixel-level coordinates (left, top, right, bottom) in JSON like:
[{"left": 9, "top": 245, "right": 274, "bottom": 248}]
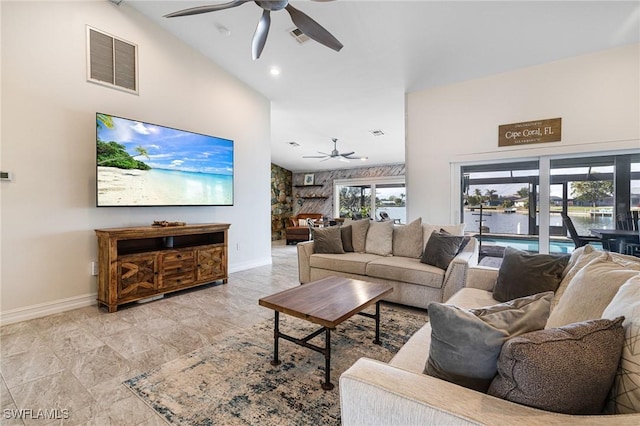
[{"left": 124, "top": 304, "right": 427, "bottom": 425}]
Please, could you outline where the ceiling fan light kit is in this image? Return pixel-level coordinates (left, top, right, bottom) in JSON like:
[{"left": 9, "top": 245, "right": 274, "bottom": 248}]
[{"left": 164, "top": 0, "right": 343, "bottom": 60}]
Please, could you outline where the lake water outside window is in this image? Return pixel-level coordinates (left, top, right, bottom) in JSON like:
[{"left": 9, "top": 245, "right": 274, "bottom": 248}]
[{"left": 461, "top": 153, "right": 639, "bottom": 253}]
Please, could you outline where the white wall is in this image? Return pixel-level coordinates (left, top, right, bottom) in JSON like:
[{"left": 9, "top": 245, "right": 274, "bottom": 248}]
[
  {"left": 0, "top": 1, "right": 272, "bottom": 323},
  {"left": 406, "top": 44, "right": 640, "bottom": 224}
]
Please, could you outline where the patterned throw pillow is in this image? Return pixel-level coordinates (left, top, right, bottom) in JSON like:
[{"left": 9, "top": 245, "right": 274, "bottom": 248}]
[
  {"left": 488, "top": 317, "right": 625, "bottom": 415},
  {"left": 425, "top": 292, "right": 553, "bottom": 392},
  {"left": 602, "top": 275, "right": 640, "bottom": 414}
]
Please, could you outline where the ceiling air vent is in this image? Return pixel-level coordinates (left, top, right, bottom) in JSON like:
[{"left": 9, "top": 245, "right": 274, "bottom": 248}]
[
  {"left": 289, "top": 27, "right": 311, "bottom": 44},
  {"left": 87, "top": 26, "right": 138, "bottom": 94},
  {"left": 370, "top": 130, "right": 385, "bottom": 137}
]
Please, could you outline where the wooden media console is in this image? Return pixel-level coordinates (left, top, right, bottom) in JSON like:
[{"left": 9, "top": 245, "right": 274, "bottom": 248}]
[{"left": 95, "top": 223, "right": 230, "bottom": 312}]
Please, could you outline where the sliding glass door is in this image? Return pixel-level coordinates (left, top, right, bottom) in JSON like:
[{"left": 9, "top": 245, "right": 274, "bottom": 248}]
[{"left": 335, "top": 177, "right": 406, "bottom": 224}]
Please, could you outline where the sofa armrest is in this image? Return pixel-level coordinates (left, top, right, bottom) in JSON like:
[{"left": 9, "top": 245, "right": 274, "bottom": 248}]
[
  {"left": 297, "top": 241, "right": 314, "bottom": 283},
  {"left": 466, "top": 266, "right": 499, "bottom": 292},
  {"left": 340, "top": 358, "right": 638, "bottom": 426},
  {"left": 441, "top": 237, "right": 479, "bottom": 301}
]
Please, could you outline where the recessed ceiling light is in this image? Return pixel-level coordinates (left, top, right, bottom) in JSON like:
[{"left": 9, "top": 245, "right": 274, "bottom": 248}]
[{"left": 270, "top": 67, "right": 281, "bottom": 76}]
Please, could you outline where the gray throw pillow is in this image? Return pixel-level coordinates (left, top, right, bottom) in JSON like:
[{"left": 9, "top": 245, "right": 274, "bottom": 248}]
[
  {"left": 488, "top": 317, "right": 625, "bottom": 415},
  {"left": 350, "top": 219, "right": 370, "bottom": 253},
  {"left": 420, "top": 231, "right": 464, "bottom": 270},
  {"left": 425, "top": 292, "right": 553, "bottom": 392},
  {"left": 312, "top": 226, "right": 344, "bottom": 254},
  {"left": 493, "top": 247, "right": 569, "bottom": 302},
  {"left": 340, "top": 225, "right": 354, "bottom": 252}
]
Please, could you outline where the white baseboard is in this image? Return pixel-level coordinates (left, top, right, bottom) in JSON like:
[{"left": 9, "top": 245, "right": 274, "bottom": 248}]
[
  {"left": 0, "top": 293, "right": 98, "bottom": 326},
  {"left": 228, "top": 257, "right": 272, "bottom": 273},
  {"left": 0, "top": 259, "right": 274, "bottom": 326}
]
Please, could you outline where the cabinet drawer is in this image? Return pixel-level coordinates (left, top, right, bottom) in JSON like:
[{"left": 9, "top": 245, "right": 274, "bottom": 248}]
[
  {"left": 162, "top": 251, "right": 194, "bottom": 262},
  {"left": 162, "top": 260, "right": 195, "bottom": 276},
  {"left": 161, "top": 272, "right": 195, "bottom": 288}
]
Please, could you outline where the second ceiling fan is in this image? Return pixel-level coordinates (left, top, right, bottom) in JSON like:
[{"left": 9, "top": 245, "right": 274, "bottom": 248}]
[
  {"left": 164, "top": 0, "right": 343, "bottom": 60},
  {"left": 303, "top": 138, "right": 367, "bottom": 162}
]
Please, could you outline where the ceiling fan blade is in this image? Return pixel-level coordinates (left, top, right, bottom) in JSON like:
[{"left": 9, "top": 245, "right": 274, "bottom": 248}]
[
  {"left": 320, "top": 157, "right": 332, "bottom": 162},
  {"left": 303, "top": 155, "right": 327, "bottom": 158},
  {"left": 252, "top": 10, "right": 271, "bottom": 60},
  {"left": 164, "top": 0, "right": 250, "bottom": 18},
  {"left": 340, "top": 152, "right": 355, "bottom": 157},
  {"left": 284, "top": 4, "right": 343, "bottom": 52}
]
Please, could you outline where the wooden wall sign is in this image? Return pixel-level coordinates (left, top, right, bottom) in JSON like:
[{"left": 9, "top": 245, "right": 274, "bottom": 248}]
[{"left": 499, "top": 118, "right": 561, "bottom": 147}]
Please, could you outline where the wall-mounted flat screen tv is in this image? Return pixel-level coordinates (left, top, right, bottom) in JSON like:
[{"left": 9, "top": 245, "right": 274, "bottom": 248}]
[{"left": 96, "top": 113, "right": 234, "bottom": 207}]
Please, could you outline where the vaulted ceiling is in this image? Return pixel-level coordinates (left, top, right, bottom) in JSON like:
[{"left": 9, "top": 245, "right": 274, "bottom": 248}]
[{"left": 128, "top": 1, "right": 640, "bottom": 172}]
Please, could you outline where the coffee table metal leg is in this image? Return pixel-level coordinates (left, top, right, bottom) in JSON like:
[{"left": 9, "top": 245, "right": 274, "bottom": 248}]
[
  {"left": 373, "top": 301, "right": 381, "bottom": 345},
  {"left": 271, "top": 311, "right": 281, "bottom": 366},
  {"left": 322, "top": 327, "right": 334, "bottom": 390}
]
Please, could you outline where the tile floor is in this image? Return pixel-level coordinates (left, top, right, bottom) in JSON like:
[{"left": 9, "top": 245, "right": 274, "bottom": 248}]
[{"left": 1, "top": 241, "right": 302, "bottom": 425}]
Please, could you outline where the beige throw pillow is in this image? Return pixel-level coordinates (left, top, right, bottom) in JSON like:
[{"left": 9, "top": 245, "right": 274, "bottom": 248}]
[
  {"left": 551, "top": 244, "right": 606, "bottom": 310},
  {"left": 392, "top": 217, "right": 423, "bottom": 258},
  {"left": 546, "top": 253, "right": 640, "bottom": 329},
  {"left": 350, "top": 219, "right": 370, "bottom": 253},
  {"left": 602, "top": 275, "right": 640, "bottom": 414},
  {"left": 365, "top": 220, "right": 394, "bottom": 256},
  {"left": 422, "top": 223, "right": 465, "bottom": 245}
]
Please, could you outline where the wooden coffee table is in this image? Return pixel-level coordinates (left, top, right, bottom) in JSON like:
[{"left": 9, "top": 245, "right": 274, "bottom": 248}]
[{"left": 258, "top": 276, "right": 393, "bottom": 390}]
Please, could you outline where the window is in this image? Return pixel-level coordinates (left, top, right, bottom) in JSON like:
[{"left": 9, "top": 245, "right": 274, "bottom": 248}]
[
  {"left": 335, "top": 177, "right": 406, "bottom": 223},
  {"left": 87, "top": 26, "right": 138, "bottom": 94},
  {"left": 460, "top": 153, "right": 639, "bottom": 254}
]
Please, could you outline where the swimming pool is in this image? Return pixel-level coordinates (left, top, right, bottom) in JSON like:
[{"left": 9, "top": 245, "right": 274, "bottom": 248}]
[{"left": 478, "top": 235, "right": 603, "bottom": 254}]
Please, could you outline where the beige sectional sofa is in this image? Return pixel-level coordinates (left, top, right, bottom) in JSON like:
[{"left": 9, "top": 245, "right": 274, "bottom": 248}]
[
  {"left": 297, "top": 219, "right": 479, "bottom": 309},
  {"left": 340, "top": 245, "right": 640, "bottom": 425}
]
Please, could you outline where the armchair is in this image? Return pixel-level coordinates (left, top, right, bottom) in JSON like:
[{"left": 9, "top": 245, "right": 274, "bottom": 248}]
[{"left": 285, "top": 213, "right": 323, "bottom": 245}]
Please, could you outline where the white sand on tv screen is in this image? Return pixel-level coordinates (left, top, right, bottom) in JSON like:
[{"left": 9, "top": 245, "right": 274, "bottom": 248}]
[{"left": 97, "top": 166, "right": 231, "bottom": 206}]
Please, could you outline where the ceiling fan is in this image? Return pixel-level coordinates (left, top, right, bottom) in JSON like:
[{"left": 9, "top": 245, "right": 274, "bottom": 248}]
[
  {"left": 164, "top": 0, "right": 343, "bottom": 60},
  {"left": 303, "top": 138, "right": 366, "bottom": 162}
]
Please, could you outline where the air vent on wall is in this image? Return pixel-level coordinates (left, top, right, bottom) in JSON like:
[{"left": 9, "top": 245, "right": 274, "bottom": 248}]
[
  {"left": 289, "top": 27, "right": 311, "bottom": 44},
  {"left": 87, "top": 26, "right": 138, "bottom": 94}
]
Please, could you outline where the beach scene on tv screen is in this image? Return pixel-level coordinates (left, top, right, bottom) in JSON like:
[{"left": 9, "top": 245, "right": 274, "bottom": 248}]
[{"left": 97, "top": 113, "right": 233, "bottom": 206}]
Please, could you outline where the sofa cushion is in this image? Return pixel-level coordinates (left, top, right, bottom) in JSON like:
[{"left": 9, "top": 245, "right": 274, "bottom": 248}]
[
  {"left": 392, "top": 217, "right": 423, "bottom": 258},
  {"left": 602, "top": 275, "right": 640, "bottom": 414},
  {"left": 492, "top": 247, "right": 569, "bottom": 303},
  {"left": 366, "top": 257, "right": 445, "bottom": 289},
  {"left": 425, "top": 292, "right": 553, "bottom": 392},
  {"left": 420, "top": 231, "right": 464, "bottom": 270},
  {"left": 350, "top": 219, "right": 370, "bottom": 253},
  {"left": 312, "top": 226, "right": 344, "bottom": 254},
  {"left": 488, "top": 317, "right": 625, "bottom": 415},
  {"left": 546, "top": 253, "right": 640, "bottom": 329},
  {"left": 340, "top": 225, "right": 354, "bottom": 252},
  {"left": 365, "top": 220, "right": 394, "bottom": 256},
  {"left": 309, "top": 252, "right": 381, "bottom": 276},
  {"left": 422, "top": 223, "right": 464, "bottom": 245}
]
